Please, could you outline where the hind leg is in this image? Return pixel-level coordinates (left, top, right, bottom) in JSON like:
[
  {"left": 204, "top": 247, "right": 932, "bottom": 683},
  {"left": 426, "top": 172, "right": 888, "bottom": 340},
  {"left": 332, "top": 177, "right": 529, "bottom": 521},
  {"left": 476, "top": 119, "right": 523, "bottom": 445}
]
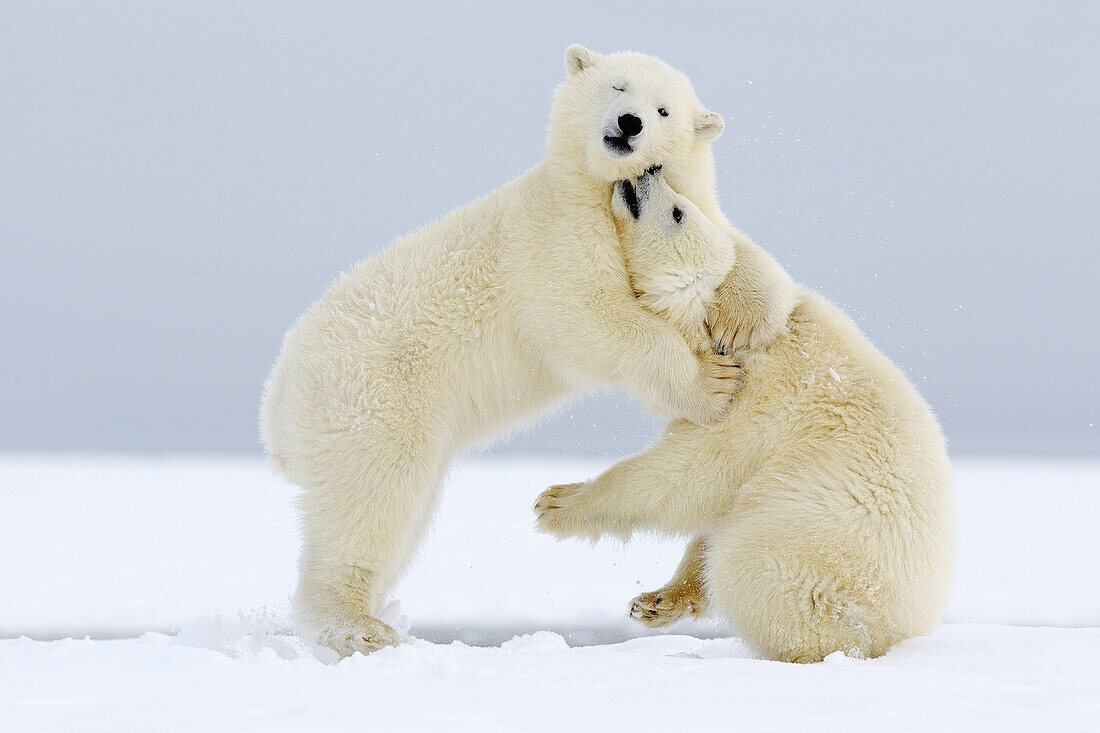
[
  {"left": 294, "top": 437, "right": 447, "bottom": 657},
  {"left": 630, "top": 536, "right": 711, "bottom": 628},
  {"left": 703, "top": 499, "right": 896, "bottom": 663}
]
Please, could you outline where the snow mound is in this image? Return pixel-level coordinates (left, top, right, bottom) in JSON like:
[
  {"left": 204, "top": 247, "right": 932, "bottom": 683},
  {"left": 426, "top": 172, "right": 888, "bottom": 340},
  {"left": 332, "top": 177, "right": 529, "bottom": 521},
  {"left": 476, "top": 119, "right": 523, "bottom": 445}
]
[{"left": 500, "top": 630, "right": 569, "bottom": 652}]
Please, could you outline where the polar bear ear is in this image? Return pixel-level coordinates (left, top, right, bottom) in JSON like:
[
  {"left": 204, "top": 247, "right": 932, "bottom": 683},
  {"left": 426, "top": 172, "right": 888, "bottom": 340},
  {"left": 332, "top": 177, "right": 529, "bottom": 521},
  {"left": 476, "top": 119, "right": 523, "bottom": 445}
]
[
  {"left": 695, "top": 110, "right": 725, "bottom": 142},
  {"left": 565, "top": 44, "right": 600, "bottom": 77}
]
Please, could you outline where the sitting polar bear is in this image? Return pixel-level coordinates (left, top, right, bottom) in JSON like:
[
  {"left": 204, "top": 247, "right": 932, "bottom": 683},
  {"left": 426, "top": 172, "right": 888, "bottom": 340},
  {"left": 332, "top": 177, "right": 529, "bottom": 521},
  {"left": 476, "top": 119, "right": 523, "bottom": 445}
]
[
  {"left": 261, "top": 46, "right": 795, "bottom": 656},
  {"left": 535, "top": 168, "right": 955, "bottom": 663}
]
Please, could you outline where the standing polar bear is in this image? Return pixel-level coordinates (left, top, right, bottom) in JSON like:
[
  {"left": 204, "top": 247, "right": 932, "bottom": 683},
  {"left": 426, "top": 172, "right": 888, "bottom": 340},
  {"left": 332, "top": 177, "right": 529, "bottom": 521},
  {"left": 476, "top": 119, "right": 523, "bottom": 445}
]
[
  {"left": 261, "top": 46, "right": 794, "bottom": 656},
  {"left": 535, "top": 168, "right": 955, "bottom": 663}
]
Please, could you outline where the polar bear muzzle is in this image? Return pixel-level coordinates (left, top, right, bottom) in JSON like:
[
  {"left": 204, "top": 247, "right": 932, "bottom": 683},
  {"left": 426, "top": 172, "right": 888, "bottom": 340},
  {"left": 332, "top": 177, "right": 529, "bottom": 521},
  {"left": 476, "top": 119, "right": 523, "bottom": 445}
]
[
  {"left": 618, "top": 179, "right": 640, "bottom": 220},
  {"left": 603, "top": 112, "right": 644, "bottom": 156},
  {"left": 616, "top": 164, "right": 664, "bottom": 220}
]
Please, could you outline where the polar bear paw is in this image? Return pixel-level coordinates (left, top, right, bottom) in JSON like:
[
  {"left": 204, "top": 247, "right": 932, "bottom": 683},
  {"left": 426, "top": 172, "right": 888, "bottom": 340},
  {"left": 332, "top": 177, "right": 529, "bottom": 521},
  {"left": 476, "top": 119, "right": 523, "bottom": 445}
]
[
  {"left": 705, "top": 247, "right": 797, "bottom": 356},
  {"left": 629, "top": 585, "right": 703, "bottom": 628},
  {"left": 317, "top": 616, "right": 403, "bottom": 657},
  {"left": 683, "top": 349, "right": 746, "bottom": 426},
  {"left": 534, "top": 482, "right": 594, "bottom": 540}
]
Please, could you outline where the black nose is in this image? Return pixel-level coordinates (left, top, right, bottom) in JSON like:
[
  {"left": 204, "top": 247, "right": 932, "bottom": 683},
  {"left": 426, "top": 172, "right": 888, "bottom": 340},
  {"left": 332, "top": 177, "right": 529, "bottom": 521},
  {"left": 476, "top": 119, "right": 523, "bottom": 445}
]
[{"left": 617, "top": 113, "right": 643, "bottom": 138}]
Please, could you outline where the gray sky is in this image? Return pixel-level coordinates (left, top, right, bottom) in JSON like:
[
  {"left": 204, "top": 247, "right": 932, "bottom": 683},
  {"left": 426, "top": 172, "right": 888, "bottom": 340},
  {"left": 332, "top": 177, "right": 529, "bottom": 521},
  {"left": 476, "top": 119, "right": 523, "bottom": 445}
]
[{"left": 1, "top": 2, "right": 1097, "bottom": 456}]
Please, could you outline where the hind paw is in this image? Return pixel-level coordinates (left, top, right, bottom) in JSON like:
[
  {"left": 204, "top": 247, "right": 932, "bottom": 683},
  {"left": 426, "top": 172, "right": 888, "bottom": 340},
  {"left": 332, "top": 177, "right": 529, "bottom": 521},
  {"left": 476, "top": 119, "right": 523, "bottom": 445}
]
[
  {"left": 317, "top": 617, "right": 402, "bottom": 657},
  {"left": 629, "top": 586, "right": 702, "bottom": 628}
]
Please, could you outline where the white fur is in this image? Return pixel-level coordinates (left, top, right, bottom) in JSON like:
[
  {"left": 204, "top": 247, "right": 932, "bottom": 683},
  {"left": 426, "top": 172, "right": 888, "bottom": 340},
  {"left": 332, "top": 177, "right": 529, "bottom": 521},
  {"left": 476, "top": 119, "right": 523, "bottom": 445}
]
[
  {"left": 536, "top": 171, "right": 955, "bottom": 663},
  {"left": 260, "top": 47, "right": 794, "bottom": 656}
]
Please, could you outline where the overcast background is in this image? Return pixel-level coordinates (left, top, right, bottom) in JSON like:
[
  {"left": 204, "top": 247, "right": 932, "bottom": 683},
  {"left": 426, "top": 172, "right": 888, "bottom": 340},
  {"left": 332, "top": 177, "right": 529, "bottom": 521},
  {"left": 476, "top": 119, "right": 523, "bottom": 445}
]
[{"left": 1, "top": 2, "right": 1096, "bottom": 457}]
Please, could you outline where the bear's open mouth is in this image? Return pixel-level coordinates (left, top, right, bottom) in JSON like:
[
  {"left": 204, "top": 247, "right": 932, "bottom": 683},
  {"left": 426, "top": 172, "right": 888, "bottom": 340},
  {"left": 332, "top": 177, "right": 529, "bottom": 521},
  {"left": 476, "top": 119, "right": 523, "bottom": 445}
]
[{"left": 603, "top": 135, "right": 634, "bottom": 156}]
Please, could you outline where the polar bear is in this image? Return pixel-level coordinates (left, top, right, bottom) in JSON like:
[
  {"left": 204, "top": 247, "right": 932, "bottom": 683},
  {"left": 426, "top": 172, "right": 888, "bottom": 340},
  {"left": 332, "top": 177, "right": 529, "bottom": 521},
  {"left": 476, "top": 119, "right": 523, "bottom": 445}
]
[
  {"left": 260, "top": 46, "right": 795, "bottom": 656},
  {"left": 535, "top": 168, "right": 955, "bottom": 663}
]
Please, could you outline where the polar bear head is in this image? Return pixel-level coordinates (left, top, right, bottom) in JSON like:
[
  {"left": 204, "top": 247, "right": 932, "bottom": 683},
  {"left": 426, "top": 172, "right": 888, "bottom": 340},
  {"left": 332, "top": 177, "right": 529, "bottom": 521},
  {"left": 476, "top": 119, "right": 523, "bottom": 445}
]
[
  {"left": 551, "top": 45, "right": 725, "bottom": 185},
  {"left": 611, "top": 166, "right": 735, "bottom": 334}
]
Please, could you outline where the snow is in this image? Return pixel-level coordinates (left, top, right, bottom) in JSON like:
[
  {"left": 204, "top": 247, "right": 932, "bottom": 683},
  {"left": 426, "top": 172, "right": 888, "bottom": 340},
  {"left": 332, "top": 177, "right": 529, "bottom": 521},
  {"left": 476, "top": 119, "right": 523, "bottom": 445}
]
[
  {"left": 1, "top": 454, "right": 1099, "bottom": 730},
  {"left": 6, "top": 625, "right": 1100, "bottom": 731}
]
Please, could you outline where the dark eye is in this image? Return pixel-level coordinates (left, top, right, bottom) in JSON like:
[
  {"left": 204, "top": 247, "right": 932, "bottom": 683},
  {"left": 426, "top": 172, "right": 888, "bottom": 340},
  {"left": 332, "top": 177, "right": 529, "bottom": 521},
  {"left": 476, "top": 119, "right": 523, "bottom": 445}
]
[
  {"left": 613, "top": 85, "right": 625, "bottom": 92},
  {"left": 658, "top": 107, "right": 669, "bottom": 117},
  {"left": 672, "top": 207, "right": 683, "bottom": 223}
]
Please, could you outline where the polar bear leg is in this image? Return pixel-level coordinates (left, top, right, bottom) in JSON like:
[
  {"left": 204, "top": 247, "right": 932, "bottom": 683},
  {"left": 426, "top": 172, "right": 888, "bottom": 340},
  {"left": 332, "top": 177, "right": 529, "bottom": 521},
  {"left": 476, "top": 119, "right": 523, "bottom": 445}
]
[
  {"left": 629, "top": 535, "right": 711, "bottom": 628},
  {"left": 296, "top": 444, "right": 447, "bottom": 657},
  {"left": 703, "top": 488, "right": 894, "bottom": 663}
]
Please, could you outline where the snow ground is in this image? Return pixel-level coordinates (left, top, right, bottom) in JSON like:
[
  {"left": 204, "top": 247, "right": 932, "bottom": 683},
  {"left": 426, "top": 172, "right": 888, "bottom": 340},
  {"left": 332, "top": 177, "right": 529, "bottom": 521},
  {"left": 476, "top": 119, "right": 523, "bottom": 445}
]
[{"left": 1, "top": 455, "right": 1099, "bottom": 730}]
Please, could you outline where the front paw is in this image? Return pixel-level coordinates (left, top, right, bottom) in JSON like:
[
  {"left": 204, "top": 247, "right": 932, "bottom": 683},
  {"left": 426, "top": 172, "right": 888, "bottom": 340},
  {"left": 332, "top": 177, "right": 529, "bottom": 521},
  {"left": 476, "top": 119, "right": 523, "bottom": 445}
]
[
  {"left": 682, "top": 350, "right": 745, "bottom": 426},
  {"left": 706, "top": 293, "right": 788, "bottom": 356},
  {"left": 534, "top": 482, "right": 588, "bottom": 539},
  {"left": 705, "top": 250, "right": 796, "bottom": 356}
]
